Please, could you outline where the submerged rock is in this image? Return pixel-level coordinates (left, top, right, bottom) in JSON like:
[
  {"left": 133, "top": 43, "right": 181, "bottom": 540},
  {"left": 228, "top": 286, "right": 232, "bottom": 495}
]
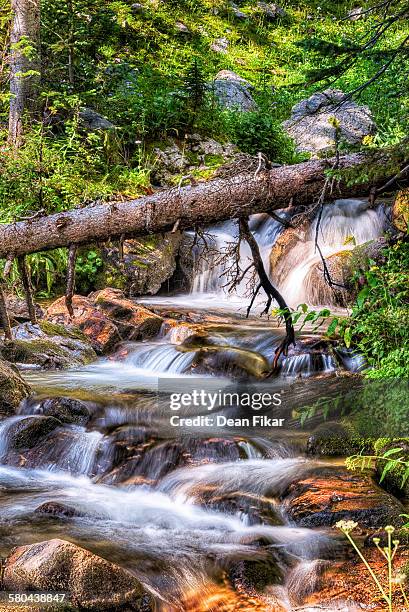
[
  {"left": 3, "top": 539, "right": 153, "bottom": 610},
  {"left": 0, "top": 360, "right": 31, "bottom": 417},
  {"left": 283, "top": 466, "right": 405, "bottom": 528},
  {"left": 1, "top": 320, "right": 97, "bottom": 369},
  {"left": 283, "top": 89, "right": 375, "bottom": 155}
]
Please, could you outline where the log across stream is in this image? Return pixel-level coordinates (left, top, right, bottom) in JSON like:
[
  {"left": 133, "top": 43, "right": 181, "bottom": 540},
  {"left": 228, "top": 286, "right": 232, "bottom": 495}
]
[{"left": 0, "top": 202, "right": 407, "bottom": 610}]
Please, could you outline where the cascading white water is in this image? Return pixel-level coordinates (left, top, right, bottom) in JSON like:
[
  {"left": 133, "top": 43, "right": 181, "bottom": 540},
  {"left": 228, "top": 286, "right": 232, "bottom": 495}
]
[
  {"left": 0, "top": 415, "right": 27, "bottom": 460},
  {"left": 191, "top": 214, "right": 284, "bottom": 306},
  {"left": 189, "top": 200, "right": 385, "bottom": 308},
  {"left": 274, "top": 199, "right": 386, "bottom": 307}
]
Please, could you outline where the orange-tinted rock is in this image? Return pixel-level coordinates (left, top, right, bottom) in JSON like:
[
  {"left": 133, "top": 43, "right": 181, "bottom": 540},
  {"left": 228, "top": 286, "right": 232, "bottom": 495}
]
[
  {"left": 90, "top": 288, "right": 163, "bottom": 340},
  {"left": 45, "top": 295, "right": 120, "bottom": 353},
  {"left": 3, "top": 539, "right": 153, "bottom": 611},
  {"left": 300, "top": 546, "right": 409, "bottom": 611},
  {"left": 283, "top": 467, "right": 404, "bottom": 528},
  {"left": 162, "top": 318, "right": 207, "bottom": 344}
]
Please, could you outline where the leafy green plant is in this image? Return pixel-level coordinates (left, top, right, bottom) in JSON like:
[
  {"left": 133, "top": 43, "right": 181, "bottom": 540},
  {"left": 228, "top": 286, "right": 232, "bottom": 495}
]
[{"left": 346, "top": 448, "right": 409, "bottom": 491}]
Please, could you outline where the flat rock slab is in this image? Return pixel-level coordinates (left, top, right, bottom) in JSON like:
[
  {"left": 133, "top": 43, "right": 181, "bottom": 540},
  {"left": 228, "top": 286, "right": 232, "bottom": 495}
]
[{"left": 283, "top": 466, "right": 405, "bottom": 528}]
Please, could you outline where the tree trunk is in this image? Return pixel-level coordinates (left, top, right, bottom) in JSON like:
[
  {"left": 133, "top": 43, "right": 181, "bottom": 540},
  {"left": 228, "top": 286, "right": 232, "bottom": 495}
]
[
  {"left": 0, "top": 151, "right": 401, "bottom": 259},
  {"left": 8, "top": 0, "right": 41, "bottom": 147}
]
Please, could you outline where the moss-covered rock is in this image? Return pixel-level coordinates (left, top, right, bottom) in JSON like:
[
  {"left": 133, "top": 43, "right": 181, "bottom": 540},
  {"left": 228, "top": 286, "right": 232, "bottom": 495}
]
[
  {"left": 95, "top": 232, "right": 182, "bottom": 297},
  {"left": 1, "top": 321, "right": 97, "bottom": 369},
  {"left": 0, "top": 360, "right": 31, "bottom": 418},
  {"left": 307, "top": 422, "right": 372, "bottom": 457},
  {"left": 375, "top": 438, "right": 409, "bottom": 498}
]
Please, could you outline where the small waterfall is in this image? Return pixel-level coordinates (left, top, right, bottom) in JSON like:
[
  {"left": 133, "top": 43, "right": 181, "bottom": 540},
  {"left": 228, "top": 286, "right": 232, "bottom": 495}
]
[
  {"left": 273, "top": 199, "right": 385, "bottom": 307},
  {"left": 188, "top": 200, "right": 385, "bottom": 309},
  {"left": 281, "top": 354, "right": 336, "bottom": 378},
  {"left": 126, "top": 344, "right": 195, "bottom": 374},
  {"left": 51, "top": 428, "right": 104, "bottom": 475},
  {"left": 0, "top": 416, "right": 27, "bottom": 460},
  {"left": 191, "top": 214, "right": 284, "bottom": 303}
]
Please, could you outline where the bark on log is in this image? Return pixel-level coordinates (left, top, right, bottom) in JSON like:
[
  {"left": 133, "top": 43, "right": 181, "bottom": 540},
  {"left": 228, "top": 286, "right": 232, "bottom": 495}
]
[{"left": 0, "top": 152, "right": 399, "bottom": 258}]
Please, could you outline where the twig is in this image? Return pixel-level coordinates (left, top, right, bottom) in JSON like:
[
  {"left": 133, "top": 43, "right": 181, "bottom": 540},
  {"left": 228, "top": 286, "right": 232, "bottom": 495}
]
[
  {"left": 17, "top": 256, "right": 37, "bottom": 325},
  {"left": 0, "top": 282, "right": 12, "bottom": 342},
  {"left": 65, "top": 244, "right": 77, "bottom": 317},
  {"left": 239, "top": 217, "right": 295, "bottom": 371}
]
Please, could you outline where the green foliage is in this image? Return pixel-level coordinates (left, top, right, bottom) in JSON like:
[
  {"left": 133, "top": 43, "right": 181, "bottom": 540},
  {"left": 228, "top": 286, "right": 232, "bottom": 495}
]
[
  {"left": 0, "top": 120, "right": 152, "bottom": 221},
  {"left": 75, "top": 250, "right": 103, "bottom": 295},
  {"left": 325, "top": 241, "right": 409, "bottom": 378}
]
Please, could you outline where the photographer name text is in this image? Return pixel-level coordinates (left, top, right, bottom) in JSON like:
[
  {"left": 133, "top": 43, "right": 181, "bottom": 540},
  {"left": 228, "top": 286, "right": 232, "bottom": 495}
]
[{"left": 170, "top": 415, "right": 285, "bottom": 427}]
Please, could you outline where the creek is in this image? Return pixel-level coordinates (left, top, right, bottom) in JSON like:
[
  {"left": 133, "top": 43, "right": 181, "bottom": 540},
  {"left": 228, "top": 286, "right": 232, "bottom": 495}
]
[{"left": 0, "top": 199, "right": 392, "bottom": 610}]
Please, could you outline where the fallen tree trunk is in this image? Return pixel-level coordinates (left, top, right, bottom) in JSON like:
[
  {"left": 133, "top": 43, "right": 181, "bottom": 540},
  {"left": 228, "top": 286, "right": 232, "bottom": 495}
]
[{"left": 0, "top": 151, "right": 400, "bottom": 259}]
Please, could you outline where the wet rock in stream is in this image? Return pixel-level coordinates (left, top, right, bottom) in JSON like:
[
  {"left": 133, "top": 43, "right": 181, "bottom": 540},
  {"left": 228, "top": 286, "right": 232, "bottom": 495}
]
[
  {"left": 283, "top": 466, "right": 405, "bottom": 528},
  {"left": 34, "top": 501, "right": 86, "bottom": 518},
  {"left": 98, "top": 437, "right": 244, "bottom": 486},
  {"left": 1, "top": 320, "right": 97, "bottom": 369},
  {"left": 189, "top": 344, "right": 271, "bottom": 378},
  {"left": 0, "top": 359, "right": 31, "bottom": 417},
  {"left": 46, "top": 288, "right": 163, "bottom": 353},
  {"left": 1, "top": 416, "right": 62, "bottom": 451},
  {"left": 3, "top": 539, "right": 154, "bottom": 610},
  {"left": 32, "top": 396, "right": 91, "bottom": 425}
]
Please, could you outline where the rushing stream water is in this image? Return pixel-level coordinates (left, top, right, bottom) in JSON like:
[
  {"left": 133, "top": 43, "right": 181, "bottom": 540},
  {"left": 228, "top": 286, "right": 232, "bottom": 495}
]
[{"left": 0, "top": 200, "right": 388, "bottom": 610}]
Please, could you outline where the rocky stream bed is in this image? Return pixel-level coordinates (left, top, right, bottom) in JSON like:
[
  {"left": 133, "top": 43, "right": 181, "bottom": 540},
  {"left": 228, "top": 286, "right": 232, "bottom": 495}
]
[{"left": 0, "top": 286, "right": 407, "bottom": 611}]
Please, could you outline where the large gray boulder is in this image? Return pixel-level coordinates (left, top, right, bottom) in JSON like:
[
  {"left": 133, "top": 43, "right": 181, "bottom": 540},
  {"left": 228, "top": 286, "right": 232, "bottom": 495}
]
[
  {"left": 283, "top": 89, "right": 375, "bottom": 156},
  {"left": 211, "top": 70, "right": 257, "bottom": 112}
]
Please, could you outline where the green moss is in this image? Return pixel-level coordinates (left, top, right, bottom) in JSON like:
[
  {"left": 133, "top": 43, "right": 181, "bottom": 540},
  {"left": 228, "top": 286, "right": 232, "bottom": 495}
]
[{"left": 39, "top": 320, "right": 88, "bottom": 342}]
